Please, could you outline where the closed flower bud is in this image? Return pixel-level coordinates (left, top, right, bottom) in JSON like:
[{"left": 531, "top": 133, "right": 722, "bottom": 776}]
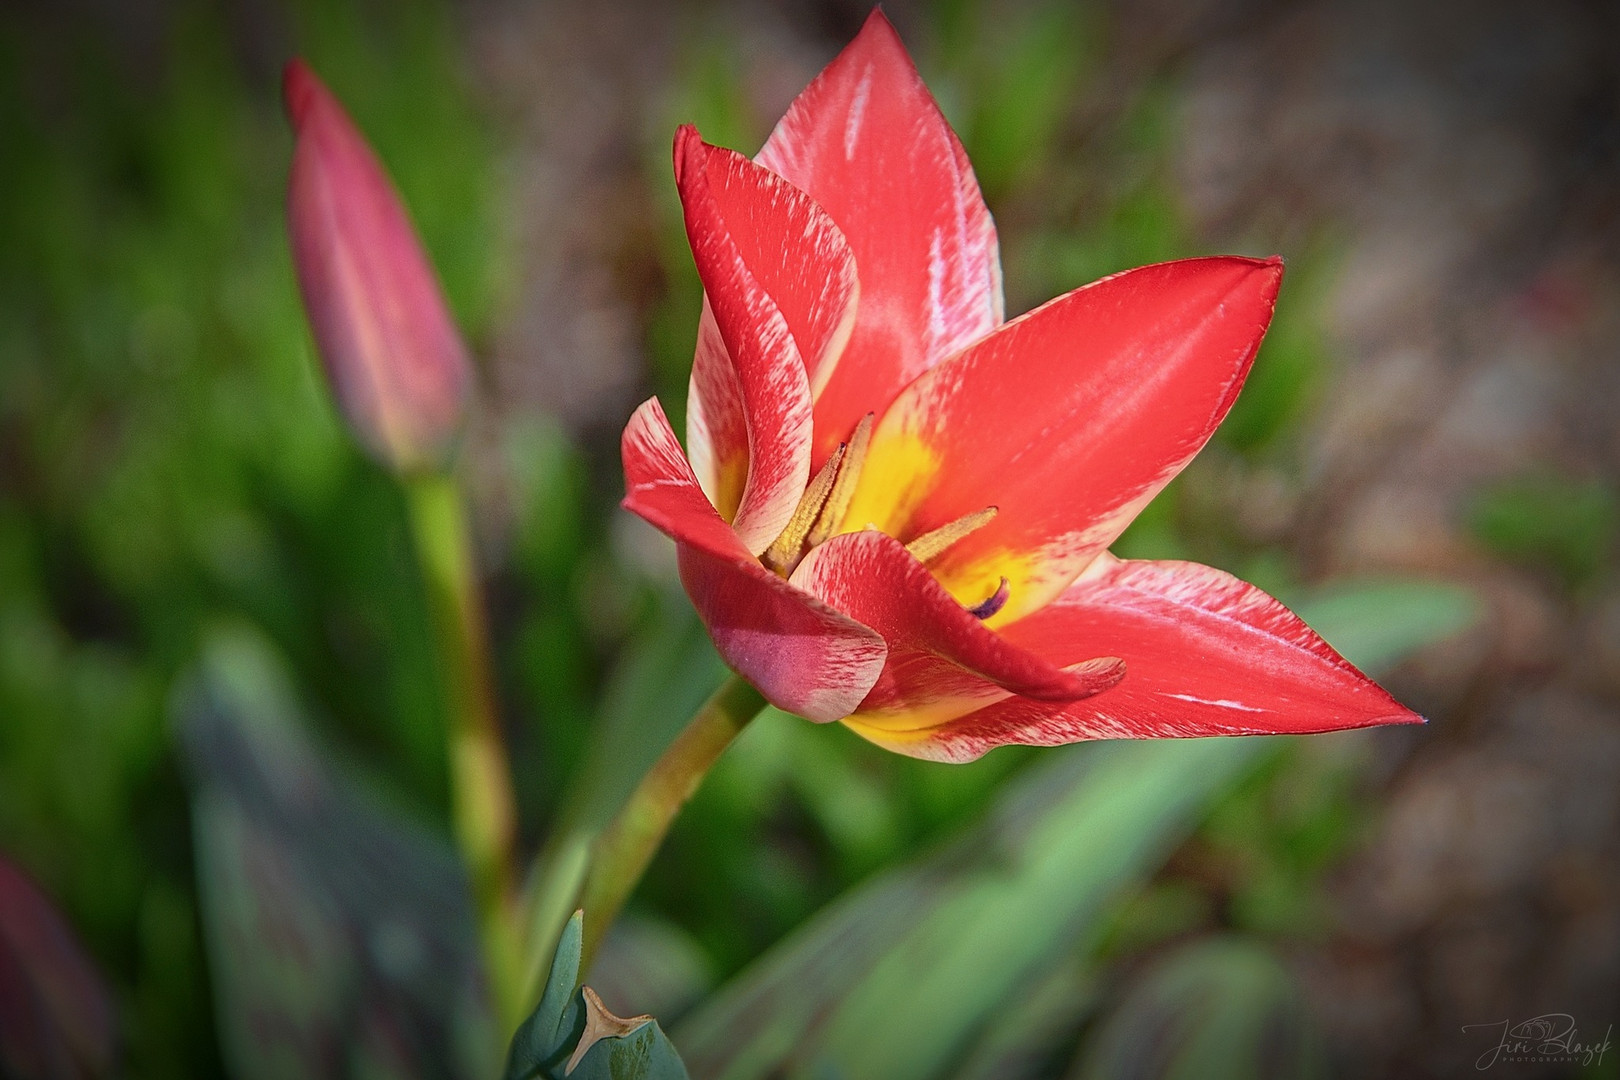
[{"left": 283, "top": 58, "right": 470, "bottom": 474}]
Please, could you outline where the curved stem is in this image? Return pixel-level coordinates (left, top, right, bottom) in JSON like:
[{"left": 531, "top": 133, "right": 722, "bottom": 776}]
[
  {"left": 404, "top": 472, "right": 524, "bottom": 1033},
  {"left": 577, "top": 674, "right": 767, "bottom": 969}
]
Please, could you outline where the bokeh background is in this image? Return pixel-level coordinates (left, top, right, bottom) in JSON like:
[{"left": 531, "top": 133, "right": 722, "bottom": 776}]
[{"left": 2, "top": 0, "right": 1617, "bottom": 1077}]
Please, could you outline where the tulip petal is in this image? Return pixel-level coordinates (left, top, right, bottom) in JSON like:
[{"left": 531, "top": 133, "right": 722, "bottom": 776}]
[
  {"left": 841, "top": 256, "right": 1284, "bottom": 625},
  {"left": 858, "top": 555, "right": 1423, "bottom": 762},
  {"left": 284, "top": 60, "right": 470, "bottom": 473},
  {"left": 791, "top": 530, "right": 1122, "bottom": 731},
  {"left": 757, "top": 9, "right": 1002, "bottom": 464},
  {"left": 622, "top": 398, "right": 886, "bottom": 721},
  {"left": 677, "top": 128, "right": 854, "bottom": 554}
]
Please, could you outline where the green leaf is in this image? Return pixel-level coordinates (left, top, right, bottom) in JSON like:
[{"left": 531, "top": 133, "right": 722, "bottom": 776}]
[
  {"left": 1292, "top": 578, "right": 1478, "bottom": 674},
  {"left": 506, "top": 911, "right": 691, "bottom": 1080},
  {"left": 519, "top": 598, "right": 723, "bottom": 995},
  {"left": 670, "top": 573, "right": 1470, "bottom": 1080},
  {"left": 950, "top": 957, "right": 1098, "bottom": 1080},
  {"left": 567, "top": 1001, "right": 691, "bottom": 1080},
  {"left": 674, "top": 738, "right": 1270, "bottom": 1080},
  {"left": 176, "top": 623, "right": 493, "bottom": 1080},
  {"left": 505, "top": 911, "right": 586, "bottom": 1080},
  {"left": 1073, "top": 936, "right": 1327, "bottom": 1080},
  {"left": 563, "top": 598, "right": 726, "bottom": 837},
  {"left": 1469, "top": 473, "right": 1618, "bottom": 590}
]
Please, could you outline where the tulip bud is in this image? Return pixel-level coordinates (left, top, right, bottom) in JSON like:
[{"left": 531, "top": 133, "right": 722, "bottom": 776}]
[{"left": 283, "top": 59, "right": 470, "bottom": 474}]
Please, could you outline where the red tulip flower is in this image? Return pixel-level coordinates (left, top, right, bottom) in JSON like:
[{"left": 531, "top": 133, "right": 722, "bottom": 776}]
[
  {"left": 622, "top": 12, "right": 1420, "bottom": 761},
  {"left": 284, "top": 59, "right": 470, "bottom": 474}
]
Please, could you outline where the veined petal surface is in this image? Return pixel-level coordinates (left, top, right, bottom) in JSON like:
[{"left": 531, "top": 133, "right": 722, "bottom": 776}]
[
  {"left": 792, "top": 530, "right": 1122, "bottom": 733},
  {"left": 622, "top": 398, "right": 885, "bottom": 721},
  {"left": 758, "top": 10, "right": 1002, "bottom": 465},
  {"left": 842, "top": 256, "right": 1284, "bottom": 625},
  {"left": 872, "top": 555, "right": 1422, "bottom": 762}
]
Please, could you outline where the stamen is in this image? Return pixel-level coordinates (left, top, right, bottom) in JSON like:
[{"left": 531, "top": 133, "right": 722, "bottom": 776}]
[
  {"left": 762, "top": 444, "right": 846, "bottom": 575},
  {"left": 904, "top": 506, "right": 998, "bottom": 564},
  {"left": 806, "top": 412, "right": 874, "bottom": 548},
  {"left": 968, "top": 577, "right": 1010, "bottom": 620}
]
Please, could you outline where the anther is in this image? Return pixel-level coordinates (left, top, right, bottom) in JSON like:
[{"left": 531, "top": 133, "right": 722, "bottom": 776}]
[
  {"left": 762, "top": 444, "right": 846, "bottom": 575},
  {"left": 806, "top": 412, "right": 874, "bottom": 548},
  {"left": 968, "top": 577, "right": 1010, "bottom": 620},
  {"left": 904, "top": 506, "right": 998, "bottom": 564}
]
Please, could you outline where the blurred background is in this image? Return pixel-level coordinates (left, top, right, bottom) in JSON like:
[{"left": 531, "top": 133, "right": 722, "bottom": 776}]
[{"left": 1, "top": 0, "right": 1616, "bottom": 1077}]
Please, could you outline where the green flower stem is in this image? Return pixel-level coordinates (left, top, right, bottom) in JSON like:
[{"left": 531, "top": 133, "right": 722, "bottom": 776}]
[
  {"left": 577, "top": 674, "right": 768, "bottom": 969},
  {"left": 404, "top": 471, "right": 524, "bottom": 1033}
]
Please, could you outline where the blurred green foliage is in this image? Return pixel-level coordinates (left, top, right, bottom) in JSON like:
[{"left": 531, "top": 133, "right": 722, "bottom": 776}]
[
  {"left": 1470, "top": 471, "right": 1618, "bottom": 591},
  {"left": 1075, "top": 937, "right": 1327, "bottom": 1080},
  {"left": 0, "top": 2, "right": 528, "bottom": 1073},
  {"left": 0, "top": 0, "right": 1495, "bottom": 1077}
]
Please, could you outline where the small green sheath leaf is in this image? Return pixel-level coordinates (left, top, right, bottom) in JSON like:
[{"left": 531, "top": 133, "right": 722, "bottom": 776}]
[
  {"left": 505, "top": 910, "right": 691, "bottom": 1080},
  {"left": 505, "top": 912, "right": 586, "bottom": 1080},
  {"left": 566, "top": 989, "right": 690, "bottom": 1080}
]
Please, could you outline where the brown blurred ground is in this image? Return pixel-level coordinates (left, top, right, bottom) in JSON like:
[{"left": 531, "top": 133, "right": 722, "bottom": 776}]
[
  {"left": 1163, "top": 1, "right": 1620, "bottom": 1075},
  {"left": 463, "top": 0, "right": 1620, "bottom": 1075}
]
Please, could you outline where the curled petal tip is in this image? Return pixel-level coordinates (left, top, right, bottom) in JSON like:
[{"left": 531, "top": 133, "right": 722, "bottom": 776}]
[
  {"left": 1069, "top": 655, "right": 1126, "bottom": 690},
  {"left": 672, "top": 123, "right": 702, "bottom": 179}
]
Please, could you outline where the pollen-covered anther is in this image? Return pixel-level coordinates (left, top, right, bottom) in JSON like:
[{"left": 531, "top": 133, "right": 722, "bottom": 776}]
[
  {"left": 904, "top": 505, "right": 998, "bottom": 564},
  {"left": 806, "top": 411, "right": 874, "bottom": 548},
  {"left": 762, "top": 443, "right": 846, "bottom": 575},
  {"left": 968, "top": 576, "right": 1010, "bottom": 620}
]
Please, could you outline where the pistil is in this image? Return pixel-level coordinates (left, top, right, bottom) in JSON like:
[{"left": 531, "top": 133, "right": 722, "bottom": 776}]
[{"left": 967, "top": 577, "right": 1010, "bottom": 620}]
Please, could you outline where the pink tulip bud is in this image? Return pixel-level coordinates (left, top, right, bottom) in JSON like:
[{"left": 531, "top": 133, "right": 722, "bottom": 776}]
[{"left": 283, "top": 59, "right": 470, "bottom": 473}]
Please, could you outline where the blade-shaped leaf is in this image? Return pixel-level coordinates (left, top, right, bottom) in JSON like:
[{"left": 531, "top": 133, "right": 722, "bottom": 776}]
[
  {"left": 567, "top": 1012, "right": 690, "bottom": 1080},
  {"left": 507, "top": 911, "right": 691, "bottom": 1080},
  {"left": 1290, "top": 579, "right": 1477, "bottom": 675},
  {"left": 506, "top": 912, "right": 586, "bottom": 1080},
  {"left": 673, "top": 575, "right": 1472, "bottom": 1080},
  {"left": 950, "top": 957, "right": 1098, "bottom": 1080},
  {"left": 563, "top": 597, "right": 727, "bottom": 836},
  {"left": 1071, "top": 936, "right": 1326, "bottom": 1080},
  {"left": 176, "top": 623, "right": 492, "bottom": 1080},
  {"left": 673, "top": 737, "right": 1268, "bottom": 1080},
  {"left": 520, "top": 596, "right": 725, "bottom": 998}
]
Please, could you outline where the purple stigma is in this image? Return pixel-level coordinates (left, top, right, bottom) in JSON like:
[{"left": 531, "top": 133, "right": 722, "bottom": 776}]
[{"left": 968, "top": 577, "right": 1010, "bottom": 620}]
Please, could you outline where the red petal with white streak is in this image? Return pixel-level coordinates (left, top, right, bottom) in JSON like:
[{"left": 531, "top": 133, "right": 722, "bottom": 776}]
[
  {"left": 682, "top": 130, "right": 860, "bottom": 521},
  {"left": 675, "top": 128, "right": 823, "bottom": 554},
  {"left": 791, "top": 530, "right": 1122, "bottom": 731},
  {"left": 622, "top": 398, "right": 886, "bottom": 722},
  {"left": 758, "top": 9, "right": 1002, "bottom": 465},
  {"left": 870, "top": 555, "right": 1423, "bottom": 762},
  {"left": 843, "top": 256, "right": 1284, "bottom": 627}
]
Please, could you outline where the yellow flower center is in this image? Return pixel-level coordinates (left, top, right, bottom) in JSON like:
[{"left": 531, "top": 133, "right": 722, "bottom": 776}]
[{"left": 761, "top": 414, "right": 1006, "bottom": 618}]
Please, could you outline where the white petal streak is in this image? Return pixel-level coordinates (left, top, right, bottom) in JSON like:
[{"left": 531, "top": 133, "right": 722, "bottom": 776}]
[
  {"left": 843, "top": 65, "right": 873, "bottom": 161},
  {"left": 1160, "top": 692, "right": 1265, "bottom": 712}
]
